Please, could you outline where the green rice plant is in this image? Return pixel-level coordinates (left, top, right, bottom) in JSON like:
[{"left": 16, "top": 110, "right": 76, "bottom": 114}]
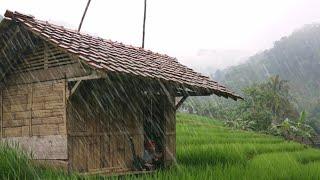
[
  {"left": 0, "top": 142, "right": 37, "bottom": 179},
  {"left": 1, "top": 113, "right": 320, "bottom": 179},
  {"left": 176, "top": 113, "right": 223, "bottom": 126}
]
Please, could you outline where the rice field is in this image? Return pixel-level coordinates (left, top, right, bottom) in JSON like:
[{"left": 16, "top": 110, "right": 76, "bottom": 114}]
[
  {"left": 2, "top": 113, "right": 320, "bottom": 179},
  {"left": 138, "top": 113, "right": 320, "bottom": 179}
]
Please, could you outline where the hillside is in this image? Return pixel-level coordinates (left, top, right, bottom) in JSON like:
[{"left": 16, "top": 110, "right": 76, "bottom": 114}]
[
  {"left": 2, "top": 113, "right": 320, "bottom": 179},
  {"left": 215, "top": 24, "right": 320, "bottom": 110}
]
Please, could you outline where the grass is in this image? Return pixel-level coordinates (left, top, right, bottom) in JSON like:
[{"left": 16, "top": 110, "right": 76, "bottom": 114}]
[
  {"left": 1, "top": 113, "right": 320, "bottom": 179},
  {"left": 139, "top": 113, "right": 320, "bottom": 179},
  {"left": 0, "top": 143, "right": 77, "bottom": 179}
]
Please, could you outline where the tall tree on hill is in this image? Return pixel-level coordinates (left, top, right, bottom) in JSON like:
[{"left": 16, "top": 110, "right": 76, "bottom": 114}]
[
  {"left": 261, "top": 75, "right": 295, "bottom": 124},
  {"left": 226, "top": 75, "right": 299, "bottom": 131}
]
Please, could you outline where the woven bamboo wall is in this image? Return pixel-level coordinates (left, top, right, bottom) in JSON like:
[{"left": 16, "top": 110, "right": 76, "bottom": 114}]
[
  {"left": 0, "top": 40, "right": 83, "bottom": 166},
  {"left": 0, "top": 80, "right": 68, "bottom": 160},
  {"left": 67, "top": 80, "right": 144, "bottom": 172}
]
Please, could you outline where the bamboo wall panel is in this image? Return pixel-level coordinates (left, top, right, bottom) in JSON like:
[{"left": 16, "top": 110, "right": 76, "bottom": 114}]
[
  {"left": 69, "top": 136, "right": 88, "bottom": 172},
  {"left": 0, "top": 80, "right": 68, "bottom": 160},
  {"left": 2, "top": 84, "right": 32, "bottom": 137},
  {"left": 31, "top": 81, "right": 66, "bottom": 136},
  {"left": 2, "top": 135, "right": 67, "bottom": 159},
  {"left": 67, "top": 80, "right": 144, "bottom": 172},
  {"left": 88, "top": 136, "right": 101, "bottom": 170}
]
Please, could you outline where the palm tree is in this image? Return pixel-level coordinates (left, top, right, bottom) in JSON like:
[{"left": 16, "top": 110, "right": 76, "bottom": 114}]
[{"left": 262, "top": 75, "right": 299, "bottom": 125}]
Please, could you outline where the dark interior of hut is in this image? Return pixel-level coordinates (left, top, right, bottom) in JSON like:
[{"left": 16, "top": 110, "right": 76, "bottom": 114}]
[
  {"left": 142, "top": 96, "right": 165, "bottom": 170},
  {"left": 67, "top": 77, "right": 168, "bottom": 171}
]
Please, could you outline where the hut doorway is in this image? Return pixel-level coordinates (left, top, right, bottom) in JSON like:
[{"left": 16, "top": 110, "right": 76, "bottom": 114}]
[{"left": 142, "top": 95, "right": 165, "bottom": 168}]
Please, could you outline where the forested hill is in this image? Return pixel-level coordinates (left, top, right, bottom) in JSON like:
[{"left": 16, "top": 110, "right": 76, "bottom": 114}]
[{"left": 215, "top": 24, "right": 320, "bottom": 110}]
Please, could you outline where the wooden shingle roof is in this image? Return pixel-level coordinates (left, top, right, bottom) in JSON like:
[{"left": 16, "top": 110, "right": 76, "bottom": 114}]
[{"left": 3, "top": 10, "right": 242, "bottom": 100}]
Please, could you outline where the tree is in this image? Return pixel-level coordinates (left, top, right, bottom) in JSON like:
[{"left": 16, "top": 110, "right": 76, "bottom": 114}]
[
  {"left": 225, "top": 75, "right": 299, "bottom": 131},
  {"left": 308, "top": 101, "right": 320, "bottom": 133},
  {"left": 274, "top": 111, "right": 316, "bottom": 143},
  {"left": 260, "top": 75, "right": 298, "bottom": 124}
]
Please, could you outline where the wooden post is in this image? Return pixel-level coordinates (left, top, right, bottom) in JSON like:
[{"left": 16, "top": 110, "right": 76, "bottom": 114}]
[
  {"left": 64, "top": 77, "right": 68, "bottom": 159},
  {"left": 64, "top": 78, "right": 67, "bottom": 132},
  {"left": 175, "top": 95, "right": 188, "bottom": 110},
  {"left": 29, "top": 84, "right": 33, "bottom": 136},
  {"left": 44, "top": 43, "right": 48, "bottom": 69},
  {"left": 63, "top": 78, "right": 67, "bottom": 136},
  {"left": 0, "top": 89, "right": 3, "bottom": 139},
  {"left": 163, "top": 93, "right": 176, "bottom": 167}
]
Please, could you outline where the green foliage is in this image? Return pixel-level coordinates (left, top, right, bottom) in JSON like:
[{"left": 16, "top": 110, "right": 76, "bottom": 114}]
[
  {"left": 0, "top": 143, "right": 36, "bottom": 179},
  {"left": 273, "top": 111, "right": 316, "bottom": 142},
  {"left": 0, "top": 143, "right": 79, "bottom": 179},
  {"left": 182, "top": 96, "right": 220, "bottom": 117},
  {"left": 223, "top": 76, "right": 317, "bottom": 143},
  {"left": 225, "top": 75, "right": 299, "bottom": 132},
  {"left": 308, "top": 101, "right": 320, "bottom": 133}
]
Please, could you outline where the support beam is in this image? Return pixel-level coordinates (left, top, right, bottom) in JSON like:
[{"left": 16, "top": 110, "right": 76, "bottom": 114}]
[
  {"left": 67, "top": 72, "right": 106, "bottom": 82},
  {"left": 68, "top": 71, "right": 107, "bottom": 97},
  {"left": 175, "top": 95, "right": 188, "bottom": 110},
  {"left": 70, "top": 80, "right": 82, "bottom": 96}
]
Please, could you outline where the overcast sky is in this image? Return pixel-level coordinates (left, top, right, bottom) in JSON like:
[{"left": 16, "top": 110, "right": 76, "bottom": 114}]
[{"left": 1, "top": 0, "right": 320, "bottom": 70}]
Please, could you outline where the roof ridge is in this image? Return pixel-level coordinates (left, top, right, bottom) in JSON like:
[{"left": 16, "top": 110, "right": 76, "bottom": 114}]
[{"left": 4, "top": 10, "right": 34, "bottom": 19}]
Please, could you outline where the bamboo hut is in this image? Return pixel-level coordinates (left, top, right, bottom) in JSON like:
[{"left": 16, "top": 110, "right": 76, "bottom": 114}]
[{"left": 0, "top": 10, "right": 241, "bottom": 174}]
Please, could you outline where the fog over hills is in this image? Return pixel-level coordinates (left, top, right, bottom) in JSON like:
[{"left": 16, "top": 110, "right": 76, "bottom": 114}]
[
  {"left": 179, "top": 49, "right": 252, "bottom": 76},
  {"left": 214, "top": 24, "right": 320, "bottom": 110}
]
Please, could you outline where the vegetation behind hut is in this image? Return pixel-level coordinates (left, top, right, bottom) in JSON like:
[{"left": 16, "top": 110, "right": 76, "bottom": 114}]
[{"left": 182, "top": 24, "right": 320, "bottom": 138}]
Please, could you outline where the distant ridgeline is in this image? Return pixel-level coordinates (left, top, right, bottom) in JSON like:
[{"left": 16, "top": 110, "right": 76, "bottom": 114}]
[{"left": 215, "top": 24, "right": 320, "bottom": 111}]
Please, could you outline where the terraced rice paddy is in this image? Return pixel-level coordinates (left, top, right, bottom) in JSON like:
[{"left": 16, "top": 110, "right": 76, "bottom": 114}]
[
  {"left": 137, "top": 113, "right": 320, "bottom": 179},
  {"left": 2, "top": 113, "right": 320, "bottom": 179}
]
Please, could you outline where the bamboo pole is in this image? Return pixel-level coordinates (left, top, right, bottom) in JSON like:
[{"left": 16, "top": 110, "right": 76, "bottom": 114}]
[
  {"left": 78, "top": 0, "right": 92, "bottom": 32},
  {"left": 142, "top": 0, "right": 147, "bottom": 48}
]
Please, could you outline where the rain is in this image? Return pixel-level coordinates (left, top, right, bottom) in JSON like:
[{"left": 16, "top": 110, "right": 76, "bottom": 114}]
[{"left": 0, "top": 0, "right": 320, "bottom": 179}]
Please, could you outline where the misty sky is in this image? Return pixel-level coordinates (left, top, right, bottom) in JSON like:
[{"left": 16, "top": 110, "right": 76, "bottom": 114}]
[{"left": 1, "top": 0, "right": 320, "bottom": 70}]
